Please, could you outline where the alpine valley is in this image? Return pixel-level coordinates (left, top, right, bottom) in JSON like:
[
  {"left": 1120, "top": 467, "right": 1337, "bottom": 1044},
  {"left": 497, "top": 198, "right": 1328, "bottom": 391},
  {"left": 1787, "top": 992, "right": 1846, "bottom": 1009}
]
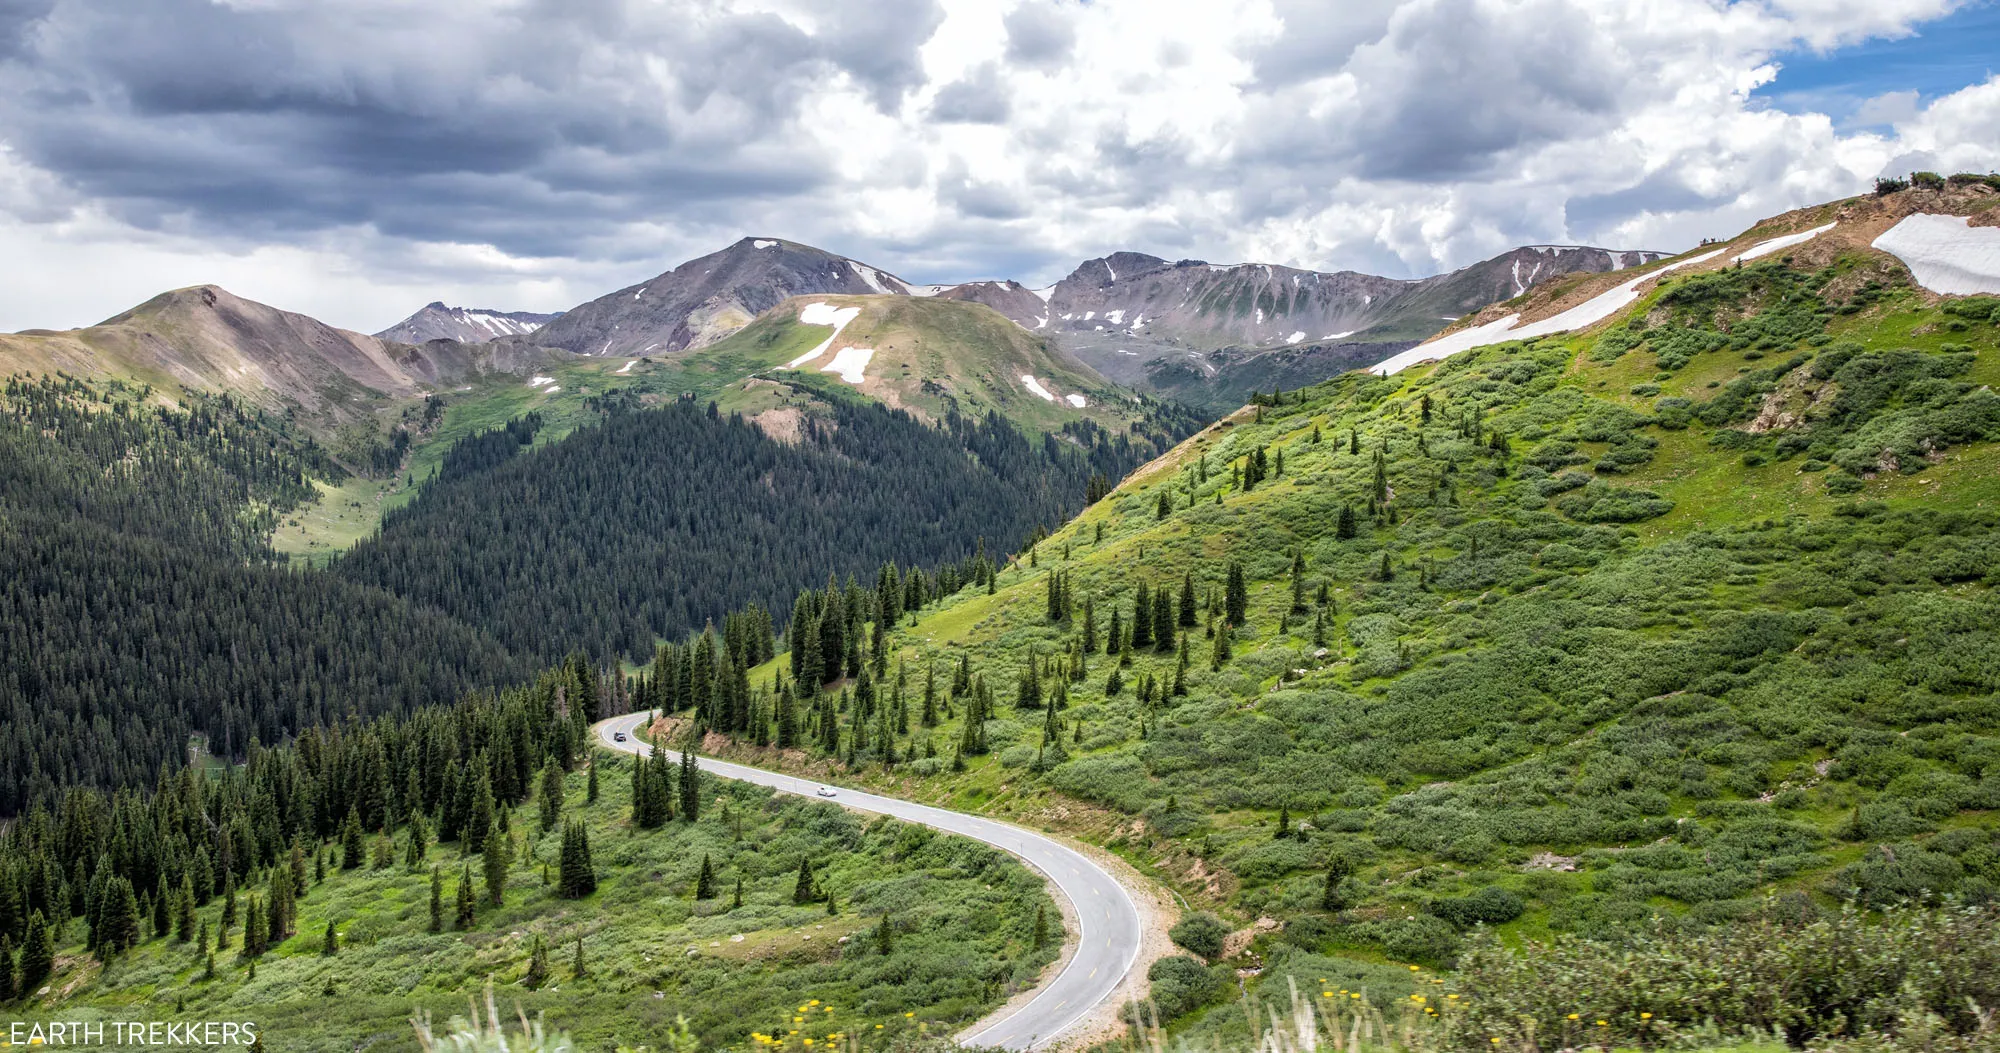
[{"left": 5, "top": 174, "right": 2000, "bottom": 1053}]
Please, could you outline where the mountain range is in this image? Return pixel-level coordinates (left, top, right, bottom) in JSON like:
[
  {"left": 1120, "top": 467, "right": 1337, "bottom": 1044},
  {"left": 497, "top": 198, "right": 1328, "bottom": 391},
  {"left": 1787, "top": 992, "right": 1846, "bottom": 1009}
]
[{"left": 373, "top": 302, "right": 560, "bottom": 344}]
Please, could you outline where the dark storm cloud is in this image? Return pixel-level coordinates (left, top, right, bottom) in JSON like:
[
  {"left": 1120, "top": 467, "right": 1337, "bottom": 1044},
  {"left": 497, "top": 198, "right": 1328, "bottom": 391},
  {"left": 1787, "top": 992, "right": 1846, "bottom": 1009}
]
[{"left": 0, "top": 0, "right": 937, "bottom": 257}]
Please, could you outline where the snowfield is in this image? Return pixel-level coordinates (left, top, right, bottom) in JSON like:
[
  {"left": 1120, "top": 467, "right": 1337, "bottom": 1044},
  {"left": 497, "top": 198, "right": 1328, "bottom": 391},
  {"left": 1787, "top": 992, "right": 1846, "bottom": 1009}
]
[
  {"left": 616, "top": 360, "right": 637, "bottom": 374},
  {"left": 754, "top": 240, "right": 777, "bottom": 249},
  {"left": 1066, "top": 393, "right": 1087, "bottom": 408},
  {"left": 821, "top": 347, "right": 874, "bottom": 385},
  {"left": 528, "top": 376, "right": 556, "bottom": 387},
  {"left": 787, "top": 302, "right": 863, "bottom": 367},
  {"left": 1735, "top": 222, "right": 1836, "bottom": 262},
  {"left": 1873, "top": 214, "right": 2000, "bottom": 295},
  {"left": 1020, "top": 375, "right": 1057, "bottom": 402},
  {"left": 1372, "top": 248, "right": 1729, "bottom": 375},
  {"left": 1287, "top": 331, "right": 1306, "bottom": 343}
]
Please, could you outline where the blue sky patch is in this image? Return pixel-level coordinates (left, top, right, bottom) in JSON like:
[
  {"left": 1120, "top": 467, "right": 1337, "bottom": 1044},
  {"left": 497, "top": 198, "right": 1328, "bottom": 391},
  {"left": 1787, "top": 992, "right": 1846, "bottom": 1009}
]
[{"left": 1755, "top": 1, "right": 2000, "bottom": 127}]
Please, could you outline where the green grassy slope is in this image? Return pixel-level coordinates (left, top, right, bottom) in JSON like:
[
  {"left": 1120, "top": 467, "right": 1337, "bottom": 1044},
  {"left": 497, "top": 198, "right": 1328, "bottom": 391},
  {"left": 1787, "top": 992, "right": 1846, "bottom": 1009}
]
[
  {"left": 25, "top": 762, "right": 1056, "bottom": 1053},
  {"left": 698, "top": 195, "right": 2000, "bottom": 1021}
]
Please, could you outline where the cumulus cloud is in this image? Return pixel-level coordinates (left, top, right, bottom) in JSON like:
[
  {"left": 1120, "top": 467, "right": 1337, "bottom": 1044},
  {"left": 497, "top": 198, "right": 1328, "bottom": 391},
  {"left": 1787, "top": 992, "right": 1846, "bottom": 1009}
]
[{"left": 0, "top": 0, "right": 1996, "bottom": 331}]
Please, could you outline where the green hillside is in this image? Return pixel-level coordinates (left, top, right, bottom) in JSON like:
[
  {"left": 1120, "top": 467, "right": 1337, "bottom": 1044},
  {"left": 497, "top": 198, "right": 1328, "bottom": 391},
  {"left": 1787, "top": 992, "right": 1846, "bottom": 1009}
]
[
  {"left": 678, "top": 197, "right": 2000, "bottom": 1033},
  {"left": 0, "top": 677, "right": 1057, "bottom": 1053}
]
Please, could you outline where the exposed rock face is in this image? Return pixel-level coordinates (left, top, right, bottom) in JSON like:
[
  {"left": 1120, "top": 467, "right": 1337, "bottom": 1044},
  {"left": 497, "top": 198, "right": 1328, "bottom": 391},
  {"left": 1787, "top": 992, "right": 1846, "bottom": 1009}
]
[
  {"left": 374, "top": 303, "right": 557, "bottom": 344},
  {"left": 524, "top": 238, "right": 916, "bottom": 358}
]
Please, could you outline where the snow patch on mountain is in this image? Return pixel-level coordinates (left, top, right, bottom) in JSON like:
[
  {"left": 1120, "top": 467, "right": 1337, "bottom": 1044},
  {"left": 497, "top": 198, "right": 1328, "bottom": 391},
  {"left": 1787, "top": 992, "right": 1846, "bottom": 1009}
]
[
  {"left": 1873, "top": 214, "right": 2000, "bottom": 295},
  {"left": 1736, "top": 222, "right": 1837, "bottom": 262},
  {"left": 787, "top": 302, "right": 862, "bottom": 367},
  {"left": 822, "top": 346, "right": 874, "bottom": 384},
  {"left": 1374, "top": 248, "right": 1730, "bottom": 375},
  {"left": 1066, "top": 393, "right": 1087, "bottom": 408},
  {"left": 1020, "top": 375, "right": 1056, "bottom": 402}
]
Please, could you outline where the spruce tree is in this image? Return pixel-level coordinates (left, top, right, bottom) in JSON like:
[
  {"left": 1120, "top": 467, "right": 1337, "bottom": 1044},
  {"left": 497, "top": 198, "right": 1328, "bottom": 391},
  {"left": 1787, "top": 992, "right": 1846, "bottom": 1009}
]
[
  {"left": 558, "top": 821, "right": 597, "bottom": 898},
  {"left": 678, "top": 750, "right": 700, "bottom": 822},
  {"left": 1032, "top": 904, "right": 1049, "bottom": 950},
  {"left": 792, "top": 859, "right": 817, "bottom": 904},
  {"left": 454, "top": 865, "right": 476, "bottom": 930},
  {"left": 1322, "top": 858, "right": 1352, "bottom": 911},
  {"left": 483, "top": 827, "right": 510, "bottom": 907},
  {"left": 525, "top": 935, "right": 549, "bottom": 989},
  {"left": 875, "top": 913, "right": 894, "bottom": 954},
  {"left": 322, "top": 919, "right": 338, "bottom": 956},
  {"left": 0, "top": 934, "right": 13, "bottom": 1001},
  {"left": 428, "top": 865, "right": 444, "bottom": 934},
  {"left": 586, "top": 760, "right": 599, "bottom": 804},
  {"left": 572, "top": 936, "right": 588, "bottom": 979},
  {"left": 732, "top": 876, "right": 744, "bottom": 909},
  {"left": 242, "top": 893, "right": 267, "bottom": 958},
  {"left": 340, "top": 807, "right": 366, "bottom": 869},
  {"left": 19, "top": 912, "right": 52, "bottom": 993},
  {"left": 1225, "top": 562, "right": 1248, "bottom": 626},
  {"left": 694, "top": 854, "right": 716, "bottom": 900},
  {"left": 538, "top": 762, "right": 564, "bottom": 835}
]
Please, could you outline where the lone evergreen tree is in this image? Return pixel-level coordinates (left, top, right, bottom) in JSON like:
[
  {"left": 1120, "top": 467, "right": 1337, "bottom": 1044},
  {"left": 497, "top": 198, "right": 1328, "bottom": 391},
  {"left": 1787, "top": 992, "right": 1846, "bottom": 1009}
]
[
  {"left": 558, "top": 821, "right": 597, "bottom": 898},
  {"left": 538, "top": 762, "right": 564, "bottom": 834},
  {"left": 572, "top": 936, "right": 588, "bottom": 979},
  {"left": 875, "top": 913, "right": 894, "bottom": 954},
  {"left": 454, "top": 865, "right": 476, "bottom": 930},
  {"left": 524, "top": 935, "right": 549, "bottom": 989},
  {"left": 694, "top": 854, "right": 717, "bottom": 900},
  {"left": 1225, "top": 562, "right": 1248, "bottom": 625},
  {"left": 586, "top": 760, "right": 600, "bottom": 803},
  {"left": 340, "top": 807, "right": 366, "bottom": 870},
  {"left": 1322, "top": 858, "right": 1353, "bottom": 911},
  {"left": 1032, "top": 904, "right": 1050, "bottom": 950},
  {"left": 483, "top": 826, "right": 510, "bottom": 907},
  {"left": 428, "top": 865, "right": 443, "bottom": 933},
  {"left": 678, "top": 750, "right": 701, "bottom": 822},
  {"left": 322, "top": 919, "right": 338, "bottom": 956},
  {"left": 792, "top": 859, "right": 817, "bottom": 904}
]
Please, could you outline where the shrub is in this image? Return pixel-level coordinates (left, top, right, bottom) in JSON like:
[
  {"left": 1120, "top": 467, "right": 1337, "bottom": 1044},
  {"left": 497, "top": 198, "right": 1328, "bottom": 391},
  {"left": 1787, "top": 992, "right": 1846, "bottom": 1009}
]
[
  {"left": 1146, "top": 955, "right": 1227, "bottom": 1021},
  {"left": 1168, "top": 912, "right": 1231, "bottom": 959},
  {"left": 1429, "top": 885, "right": 1526, "bottom": 929}
]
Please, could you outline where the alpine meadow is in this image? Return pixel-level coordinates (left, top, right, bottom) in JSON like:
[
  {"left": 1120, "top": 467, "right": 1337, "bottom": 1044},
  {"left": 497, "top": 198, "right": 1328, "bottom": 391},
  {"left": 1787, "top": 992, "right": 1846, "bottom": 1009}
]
[{"left": 5, "top": 5, "right": 2000, "bottom": 1053}]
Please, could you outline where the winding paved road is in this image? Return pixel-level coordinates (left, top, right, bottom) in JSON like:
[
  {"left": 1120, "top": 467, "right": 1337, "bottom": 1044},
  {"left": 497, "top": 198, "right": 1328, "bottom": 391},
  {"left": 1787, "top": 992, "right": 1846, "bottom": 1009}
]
[{"left": 593, "top": 712, "right": 1142, "bottom": 1051}]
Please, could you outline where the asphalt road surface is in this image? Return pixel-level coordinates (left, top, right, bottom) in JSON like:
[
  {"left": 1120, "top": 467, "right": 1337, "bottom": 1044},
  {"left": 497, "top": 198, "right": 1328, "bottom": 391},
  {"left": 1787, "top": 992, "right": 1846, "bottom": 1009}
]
[{"left": 593, "top": 712, "right": 1142, "bottom": 1050}]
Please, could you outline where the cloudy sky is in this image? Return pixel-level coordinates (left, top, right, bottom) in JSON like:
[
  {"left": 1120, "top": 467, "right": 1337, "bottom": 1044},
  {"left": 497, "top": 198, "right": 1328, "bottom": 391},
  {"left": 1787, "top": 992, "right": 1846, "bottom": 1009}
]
[{"left": 1, "top": 0, "right": 1997, "bottom": 334}]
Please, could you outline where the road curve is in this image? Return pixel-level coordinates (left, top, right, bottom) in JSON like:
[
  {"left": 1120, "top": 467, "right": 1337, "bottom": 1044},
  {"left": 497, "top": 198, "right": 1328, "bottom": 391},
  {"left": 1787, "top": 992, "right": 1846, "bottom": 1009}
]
[{"left": 593, "top": 712, "right": 1142, "bottom": 1051}]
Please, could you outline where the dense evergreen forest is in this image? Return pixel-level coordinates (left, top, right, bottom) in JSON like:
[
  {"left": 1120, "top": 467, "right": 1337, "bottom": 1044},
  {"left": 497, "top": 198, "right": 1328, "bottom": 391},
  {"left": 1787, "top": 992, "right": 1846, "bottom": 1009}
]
[
  {"left": 0, "top": 376, "right": 527, "bottom": 814},
  {"left": 0, "top": 371, "right": 1183, "bottom": 815},
  {"left": 335, "top": 396, "right": 1190, "bottom": 663}
]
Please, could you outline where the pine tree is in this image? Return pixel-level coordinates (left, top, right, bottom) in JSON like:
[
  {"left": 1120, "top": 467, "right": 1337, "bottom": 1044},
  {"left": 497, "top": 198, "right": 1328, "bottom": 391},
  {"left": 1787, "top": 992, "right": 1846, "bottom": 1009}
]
[
  {"left": 175, "top": 875, "right": 196, "bottom": 943},
  {"left": 1130, "top": 583, "right": 1153, "bottom": 649},
  {"left": 0, "top": 934, "right": 14, "bottom": 1002},
  {"left": 242, "top": 893, "right": 267, "bottom": 958},
  {"left": 1379, "top": 552, "right": 1394, "bottom": 581},
  {"left": 572, "top": 936, "right": 588, "bottom": 979},
  {"left": 340, "top": 807, "right": 366, "bottom": 869},
  {"left": 1275, "top": 804, "right": 1291, "bottom": 840},
  {"left": 678, "top": 749, "right": 701, "bottom": 822},
  {"left": 483, "top": 826, "right": 510, "bottom": 907},
  {"left": 1211, "top": 620, "right": 1233, "bottom": 669},
  {"left": 19, "top": 912, "right": 52, "bottom": 993},
  {"left": 524, "top": 935, "right": 549, "bottom": 989},
  {"left": 732, "top": 876, "right": 744, "bottom": 909},
  {"left": 1225, "top": 562, "right": 1248, "bottom": 626},
  {"left": 558, "top": 821, "right": 596, "bottom": 898},
  {"left": 875, "top": 913, "right": 894, "bottom": 954},
  {"left": 429, "top": 865, "right": 444, "bottom": 933},
  {"left": 792, "top": 859, "right": 817, "bottom": 904},
  {"left": 1322, "top": 858, "right": 1352, "bottom": 911},
  {"left": 322, "top": 919, "right": 338, "bottom": 956},
  {"left": 538, "top": 762, "right": 564, "bottom": 834},
  {"left": 694, "top": 854, "right": 716, "bottom": 900},
  {"left": 454, "top": 865, "right": 476, "bottom": 930},
  {"left": 586, "top": 760, "right": 600, "bottom": 803},
  {"left": 405, "top": 813, "right": 429, "bottom": 867},
  {"left": 1032, "top": 904, "right": 1049, "bottom": 950},
  {"left": 1336, "top": 503, "right": 1357, "bottom": 540}
]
